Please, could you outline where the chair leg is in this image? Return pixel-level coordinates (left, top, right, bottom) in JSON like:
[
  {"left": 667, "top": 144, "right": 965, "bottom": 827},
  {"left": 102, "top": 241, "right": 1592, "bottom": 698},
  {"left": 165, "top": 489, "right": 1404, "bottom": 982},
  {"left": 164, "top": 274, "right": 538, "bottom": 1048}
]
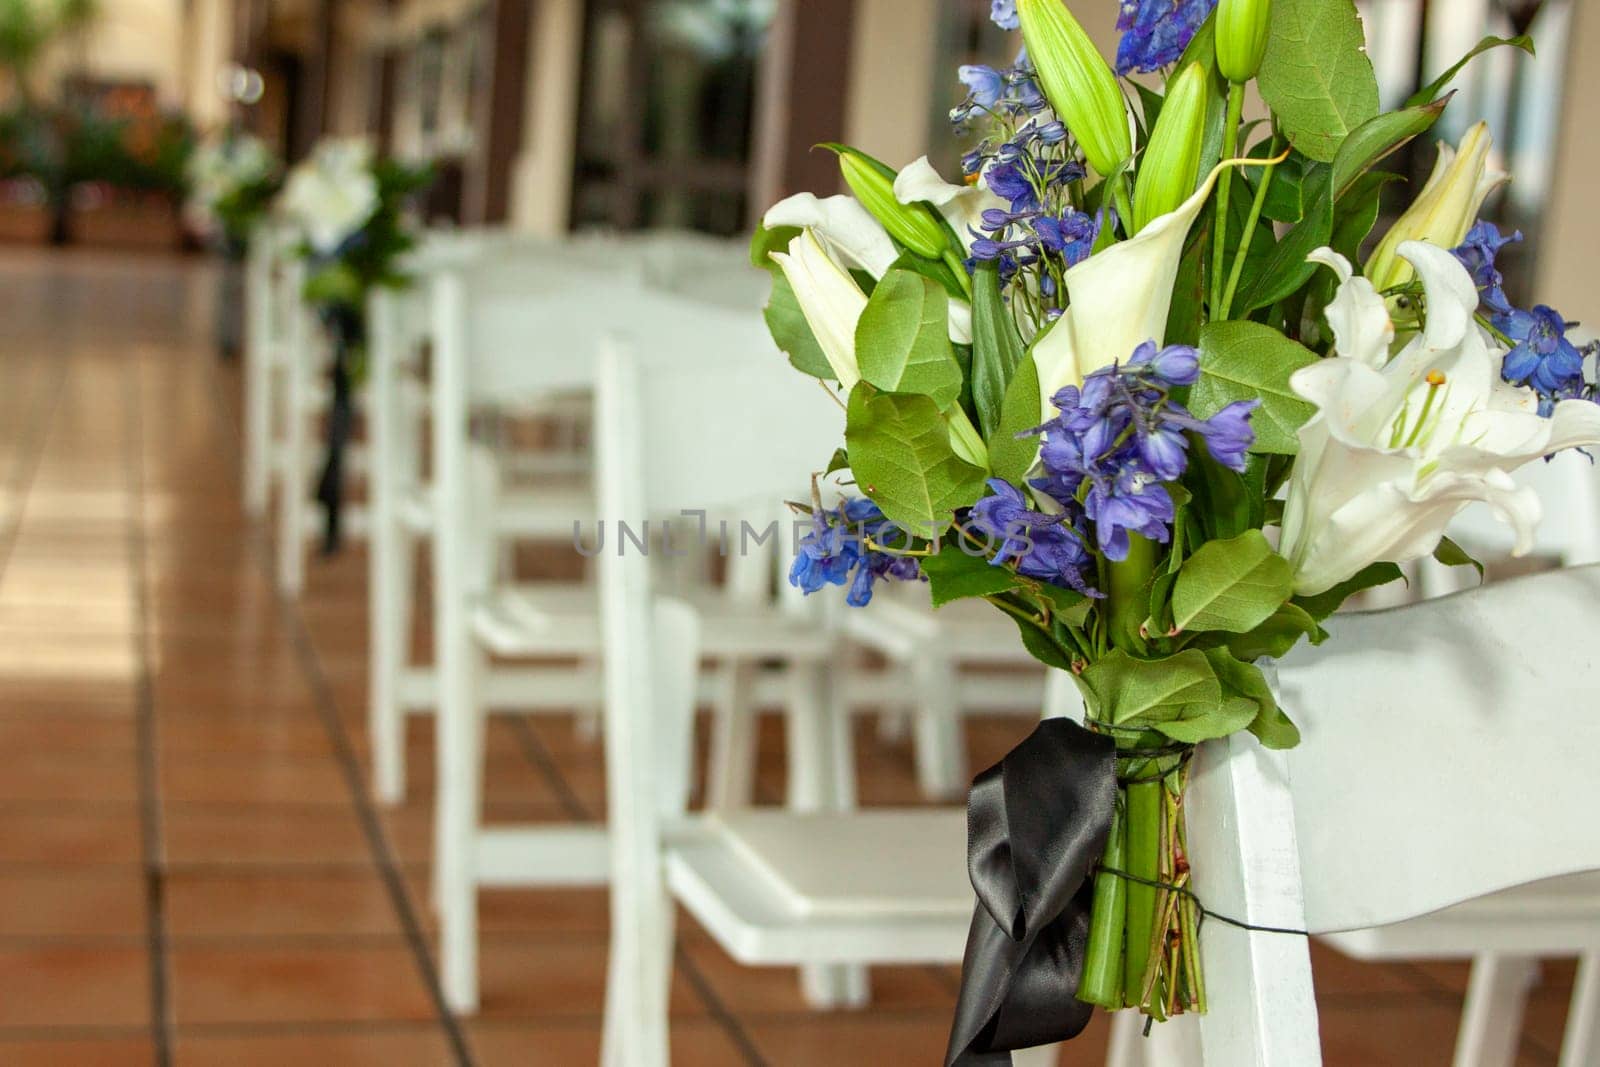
[
  {"left": 706, "top": 660, "right": 758, "bottom": 809},
  {"left": 574, "top": 653, "right": 604, "bottom": 744},
  {"left": 910, "top": 656, "right": 968, "bottom": 801},
  {"left": 786, "top": 660, "right": 869, "bottom": 1009},
  {"left": 243, "top": 345, "right": 272, "bottom": 518},
  {"left": 1011, "top": 1044, "right": 1061, "bottom": 1067},
  {"left": 436, "top": 638, "right": 486, "bottom": 1014},
  {"left": 1454, "top": 953, "right": 1539, "bottom": 1067},
  {"left": 370, "top": 521, "right": 414, "bottom": 805},
  {"left": 1560, "top": 952, "right": 1600, "bottom": 1067},
  {"left": 1106, "top": 1007, "right": 1144, "bottom": 1067},
  {"left": 275, "top": 370, "right": 307, "bottom": 596}
]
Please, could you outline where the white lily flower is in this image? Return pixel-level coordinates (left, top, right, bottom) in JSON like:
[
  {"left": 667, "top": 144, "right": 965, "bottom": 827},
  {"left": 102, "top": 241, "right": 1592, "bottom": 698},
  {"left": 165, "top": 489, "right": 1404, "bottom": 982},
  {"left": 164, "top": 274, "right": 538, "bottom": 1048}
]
[
  {"left": 769, "top": 229, "right": 867, "bottom": 391},
  {"left": 280, "top": 138, "right": 380, "bottom": 255},
  {"left": 1364, "top": 121, "right": 1508, "bottom": 292},
  {"left": 1031, "top": 160, "right": 1238, "bottom": 419},
  {"left": 1280, "top": 240, "right": 1600, "bottom": 596}
]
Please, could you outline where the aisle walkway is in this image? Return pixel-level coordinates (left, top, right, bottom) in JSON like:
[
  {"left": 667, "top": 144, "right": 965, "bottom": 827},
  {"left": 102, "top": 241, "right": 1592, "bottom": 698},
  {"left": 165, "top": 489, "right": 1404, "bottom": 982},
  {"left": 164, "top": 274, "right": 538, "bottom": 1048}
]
[{"left": 0, "top": 249, "right": 1573, "bottom": 1066}]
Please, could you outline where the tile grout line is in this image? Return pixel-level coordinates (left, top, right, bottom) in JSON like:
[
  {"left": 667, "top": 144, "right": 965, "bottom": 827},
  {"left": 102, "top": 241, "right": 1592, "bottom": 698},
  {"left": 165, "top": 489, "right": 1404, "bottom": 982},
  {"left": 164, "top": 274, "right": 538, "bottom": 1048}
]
[
  {"left": 269, "top": 562, "right": 480, "bottom": 1067},
  {"left": 123, "top": 348, "right": 175, "bottom": 1067},
  {"left": 0, "top": 339, "right": 67, "bottom": 585},
  {"left": 673, "top": 945, "right": 769, "bottom": 1067},
  {"left": 192, "top": 327, "right": 479, "bottom": 1066},
  {"left": 505, "top": 716, "right": 595, "bottom": 821}
]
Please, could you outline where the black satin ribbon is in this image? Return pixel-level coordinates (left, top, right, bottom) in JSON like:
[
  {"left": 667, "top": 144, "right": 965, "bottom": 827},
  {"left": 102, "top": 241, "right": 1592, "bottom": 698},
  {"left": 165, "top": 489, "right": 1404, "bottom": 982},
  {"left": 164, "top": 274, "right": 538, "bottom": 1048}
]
[
  {"left": 946, "top": 717, "right": 1118, "bottom": 1066},
  {"left": 315, "top": 307, "right": 362, "bottom": 554}
]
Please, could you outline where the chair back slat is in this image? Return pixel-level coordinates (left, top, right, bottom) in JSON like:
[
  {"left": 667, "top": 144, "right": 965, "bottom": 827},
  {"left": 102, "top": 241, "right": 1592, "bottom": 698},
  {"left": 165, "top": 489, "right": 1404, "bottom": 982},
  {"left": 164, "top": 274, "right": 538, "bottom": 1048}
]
[{"left": 1276, "top": 565, "right": 1600, "bottom": 934}]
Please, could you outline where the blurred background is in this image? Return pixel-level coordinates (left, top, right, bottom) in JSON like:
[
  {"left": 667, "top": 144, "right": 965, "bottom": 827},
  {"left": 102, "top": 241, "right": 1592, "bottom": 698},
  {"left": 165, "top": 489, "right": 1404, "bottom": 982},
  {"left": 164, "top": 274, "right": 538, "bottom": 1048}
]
[
  {"left": 0, "top": 0, "right": 1592, "bottom": 311},
  {"left": 0, "top": 1, "right": 1596, "bottom": 1065}
]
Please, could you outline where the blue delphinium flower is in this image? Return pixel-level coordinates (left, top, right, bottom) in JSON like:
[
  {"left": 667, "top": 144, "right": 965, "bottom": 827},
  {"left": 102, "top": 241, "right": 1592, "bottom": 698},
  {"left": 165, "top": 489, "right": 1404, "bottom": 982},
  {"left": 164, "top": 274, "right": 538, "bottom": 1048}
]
[
  {"left": 1452, "top": 220, "right": 1521, "bottom": 315},
  {"left": 1031, "top": 342, "right": 1259, "bottom": 560},
  {"left": 968, "top": 479, "right": 1100, "bottom": 595},
  {"left": 1116, "top": 0, "right": 1217, "bottom": 75},
  {"left": 990, "top": 0, "right": 1019, "bottom": 30},
  {"left": 1496, "top": 305, "right": 1589, "bottom": 415},
  {"left": 958, "top": 65, "right": 1005, "bottom": 111},
  {"left": 790, "top": 497, "right": 921, "bottom": 607}
]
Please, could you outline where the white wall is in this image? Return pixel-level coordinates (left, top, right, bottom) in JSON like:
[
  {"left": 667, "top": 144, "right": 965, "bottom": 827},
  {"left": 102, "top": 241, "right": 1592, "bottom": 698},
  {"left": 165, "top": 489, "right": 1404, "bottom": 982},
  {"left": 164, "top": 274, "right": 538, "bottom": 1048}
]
[{"left": 42, "top": 0, "right": 187, "bottom": 104}]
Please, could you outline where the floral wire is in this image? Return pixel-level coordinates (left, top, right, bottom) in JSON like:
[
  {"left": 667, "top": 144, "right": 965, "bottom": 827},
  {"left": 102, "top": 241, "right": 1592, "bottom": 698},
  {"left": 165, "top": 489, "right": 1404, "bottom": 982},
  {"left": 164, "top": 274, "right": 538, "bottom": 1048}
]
[{"left": 1093, "top": 865, "right": 1313, "bottom": 939}]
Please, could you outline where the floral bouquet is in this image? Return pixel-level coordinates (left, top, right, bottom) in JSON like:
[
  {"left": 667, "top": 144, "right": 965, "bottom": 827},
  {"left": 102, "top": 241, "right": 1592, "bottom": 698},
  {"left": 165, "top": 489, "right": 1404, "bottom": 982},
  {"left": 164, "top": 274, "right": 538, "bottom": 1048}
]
[
  {"left": 753, "top": 0, "right": 1598, "bottom": 1060},
  {"left": 279, "top": 137, "right": 431, "bottom": 549},
  {"left": 186, "top": 131, "right": 281, "bottom": 256}
]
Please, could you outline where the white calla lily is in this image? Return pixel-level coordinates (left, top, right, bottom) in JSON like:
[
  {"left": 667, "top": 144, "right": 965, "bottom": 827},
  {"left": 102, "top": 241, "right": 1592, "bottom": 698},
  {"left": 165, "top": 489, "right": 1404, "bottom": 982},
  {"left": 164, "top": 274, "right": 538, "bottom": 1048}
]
[
  {"left": 893, "top": 155, "right": 1006, "bottom": 257},
  {"left": 769, "top": 229, "right": 867, "bottom": 391},
  {"left": 1031, "top": 160, "right": 1239, "bottom": 418},
  {"left": 765, "top": 166, "right": 980, "bottom": 346},
  {"left": 280, "top": 138, "right": 380, "bottom": 255},
  {"left": 1280, "top": 240, "right": 1600, "bottom": 596},
  {"left": 764, "top": 193, "right": 898, "bottom": 277}
]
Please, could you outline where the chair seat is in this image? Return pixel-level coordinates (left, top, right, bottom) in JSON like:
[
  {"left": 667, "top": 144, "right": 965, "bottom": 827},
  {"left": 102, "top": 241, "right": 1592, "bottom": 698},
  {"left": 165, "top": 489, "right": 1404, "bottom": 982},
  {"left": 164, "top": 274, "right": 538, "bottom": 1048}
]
[
  {"left": 399, "top": 483, "right": 593, "bottom": 537},
  {"left": 663, "top": 810, "right": 972, "bottom": 966},
  {"left": 1323, "top": 872, "right": 1600, "bottom": 958},
  {"left": 472, "top": 586, "right": 836, "bottom": 660}
]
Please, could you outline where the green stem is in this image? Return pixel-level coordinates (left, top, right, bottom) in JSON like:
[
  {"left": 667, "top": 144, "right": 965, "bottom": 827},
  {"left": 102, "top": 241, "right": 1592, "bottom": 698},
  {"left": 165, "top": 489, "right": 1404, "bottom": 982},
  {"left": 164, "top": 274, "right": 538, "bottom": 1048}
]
[
  {"left": 1112, "top": 175, "right": 1136, "bottom": 239},
  {"left": 1077, "top": 797, "right": 1128, "bottom": 1009},
  {"left": 1209, "top": 83, "right": 1247, "bottom": 315},
  {"left": 1123, "top": 777, "right": 1164, "bottom": 1010},
  {"left": 1108, "top": 534, "right": 1156, "bottom": 652},
  {"left": 1219, "top": 134, "right": 1281, "bottom": 320},
  {"left": 943, "top": 248, "right": 974, "bottom": 299}
]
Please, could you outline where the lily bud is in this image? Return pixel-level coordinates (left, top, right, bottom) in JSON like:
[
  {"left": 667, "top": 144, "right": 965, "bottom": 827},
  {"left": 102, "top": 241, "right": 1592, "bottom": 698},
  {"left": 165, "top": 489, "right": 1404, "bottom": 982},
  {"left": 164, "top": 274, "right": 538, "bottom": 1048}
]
[
  {"left": 1016, "top": 0, "right": 1131, "bottom": 179},
  {"left": 1365, "top": 121, "right": 1508, "bottom": 292},
  {"left": 1131, "top": 62, "right": 1208, "bottom": 233},
  {"left": 1216, "top": 0, "right": 1272, "bottom": 83},
  {"left": 769, "top": 229, "right": 867, "bottom": 391},
  {"left": 834, "top": 147, "right": 949, "bottom": 261}
]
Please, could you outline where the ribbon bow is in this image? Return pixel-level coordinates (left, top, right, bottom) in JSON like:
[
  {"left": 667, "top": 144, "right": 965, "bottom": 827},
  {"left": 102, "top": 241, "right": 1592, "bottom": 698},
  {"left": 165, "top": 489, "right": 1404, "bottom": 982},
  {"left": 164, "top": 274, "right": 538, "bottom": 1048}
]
[{"left": 946, "top": 717, "right": 1118, "bottom": 1065}]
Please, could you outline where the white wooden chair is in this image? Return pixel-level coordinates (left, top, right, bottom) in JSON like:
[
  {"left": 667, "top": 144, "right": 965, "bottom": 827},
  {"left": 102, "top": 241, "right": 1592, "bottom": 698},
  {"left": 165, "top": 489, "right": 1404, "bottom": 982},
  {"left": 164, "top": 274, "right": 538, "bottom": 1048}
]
[
  {"left": 1322, "top": 448, "right": 1600, "bottom": 1067},
  {"left": 1102, "top": 565, "right": 1600, "bottom": 1066},
  {"left": 421, "top": 260, "right": 870, "bottom": 1014},
  {"left": 366, "top": 233, "right": 605, "bottom": 805},
  {"left": 594, "top": 331, "right": 985, "bottom": 1066},
  {"left": 365, "top": 230, "right": 766, "bottom": 805}
]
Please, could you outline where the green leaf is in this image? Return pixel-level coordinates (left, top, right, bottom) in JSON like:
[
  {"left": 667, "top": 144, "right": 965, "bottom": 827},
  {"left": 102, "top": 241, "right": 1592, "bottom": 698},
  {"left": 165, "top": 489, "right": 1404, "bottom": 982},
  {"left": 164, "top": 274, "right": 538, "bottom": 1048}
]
[
  {"left": 1293, "top": 561, "right": 1404, "bottom": 620},
  {"left": 1433, "top": 536, "right": 1485, "bottom": 578},
  {"left": 1234, "top": 166, "right": 1334, "bottom": 314},
  {"left": 1193, "top": 321, "right": 1320, "bottom": 454},
  {"left": 970, "top": 262, "right": 1027, "bottom": 440},
  {"left": 1152, "top": 695, "right": 1258, "bottom": 744},
  {"left": 1257, "top": 0, "right": 1379, "bottom": 163},
  {"left": 845, "top": 385, "right": 987, "bottom": 536},
  {"left": 855, "top": 270, "right": 963, "bottom": 410},
  {"left": 1078, "top": 649, "right": 1221, "bottom": 727},
  {"left": 1330, "top": 170, "right": 1395, "bottom": 264},
  {"left": 1258, "top": 153, "right": 1306, "bottom": 224},
  {"left": 922, "top": 548, "right": 1016, "bottom": 607},
  {"left": 1405, "top": 35, "right": 1534, "bottom": 108},
  {"left": 1185, "top": 450, "right": 1253, "bottom": 542},
  {"left": 824, "top": 447, "right": 850, "bottom": 476},
  {"left": 1331, "top": 99, "right": 1447, "bottom": 199},
  {"left": 1223, "top": 602, "right": 1324, "bottom": 661},
  {"left": 990, "top": 352, "right": 1042, "bottom": 485},
  {"left": 1205, "top": 649, "right": 1301, "bottom": 749},
  {"left": 1172, "top": 530, "right": 1293, "bottom": 634}
]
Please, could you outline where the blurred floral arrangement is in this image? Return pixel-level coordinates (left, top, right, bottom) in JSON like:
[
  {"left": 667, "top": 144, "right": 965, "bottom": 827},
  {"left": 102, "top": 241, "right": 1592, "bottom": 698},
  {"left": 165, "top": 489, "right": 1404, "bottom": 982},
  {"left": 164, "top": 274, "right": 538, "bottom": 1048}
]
[
  {"left": 278, "top": 136, "right": 431, "bottom": 548},
  {"left": 753, "top": 0, "right": 1592, "bottom": 1059},
  {"left": 186, "top": 131, "right": 279, "bottom": 254}
]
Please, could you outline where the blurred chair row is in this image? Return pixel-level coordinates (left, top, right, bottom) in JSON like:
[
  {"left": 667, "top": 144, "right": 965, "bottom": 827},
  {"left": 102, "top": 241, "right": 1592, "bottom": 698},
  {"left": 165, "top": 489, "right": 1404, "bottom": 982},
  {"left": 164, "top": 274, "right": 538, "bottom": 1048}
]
[{"left": 240, "top": 225, "right": 1600, "bottom": 1067}]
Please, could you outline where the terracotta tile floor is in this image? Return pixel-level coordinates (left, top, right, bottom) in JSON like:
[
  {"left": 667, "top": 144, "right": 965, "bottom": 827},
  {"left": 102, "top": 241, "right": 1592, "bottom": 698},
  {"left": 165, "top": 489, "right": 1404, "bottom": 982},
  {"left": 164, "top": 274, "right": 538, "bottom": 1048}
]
[{"left": 0, "top": 246, "right": 1575, "bottom": 1065}]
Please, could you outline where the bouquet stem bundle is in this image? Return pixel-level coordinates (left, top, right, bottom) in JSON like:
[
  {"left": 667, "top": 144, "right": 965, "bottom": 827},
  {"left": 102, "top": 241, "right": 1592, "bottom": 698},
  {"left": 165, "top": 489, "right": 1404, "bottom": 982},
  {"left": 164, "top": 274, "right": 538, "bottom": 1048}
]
[{"left": 1080, "top": 744, "right": 1203, "bottom": 1018}]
